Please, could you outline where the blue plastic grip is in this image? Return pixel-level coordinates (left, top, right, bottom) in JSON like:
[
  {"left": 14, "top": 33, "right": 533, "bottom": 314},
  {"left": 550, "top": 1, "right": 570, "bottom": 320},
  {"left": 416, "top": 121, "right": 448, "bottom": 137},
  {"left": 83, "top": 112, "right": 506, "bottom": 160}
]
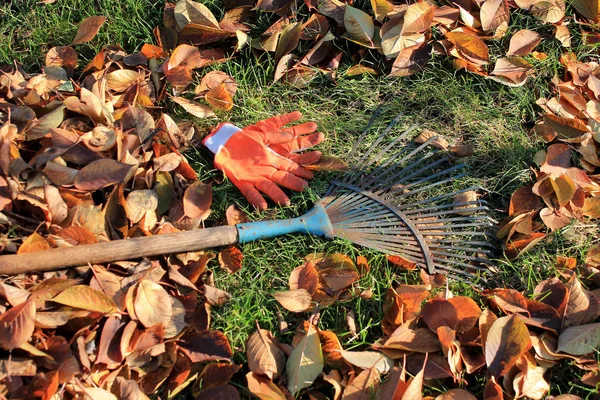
[{"left": 236, "top": 204, "right": 334, "bottom": 243}]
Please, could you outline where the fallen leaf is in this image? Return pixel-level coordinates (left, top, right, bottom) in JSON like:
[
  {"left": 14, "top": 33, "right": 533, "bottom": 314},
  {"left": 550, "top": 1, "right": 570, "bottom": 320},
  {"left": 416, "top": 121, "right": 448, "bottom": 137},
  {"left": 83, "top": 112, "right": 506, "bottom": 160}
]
[
  {"left": 414, "top": 129, "right": 449, "bottom": 149},
  {"left": 178, "top": 330, "right": 233, "bottom": 363},
  {"left": 342, "top": 366, "right": 380, "bottom": 400},
  {"left": 246, "top": 328, "right": 286, "bottom": 379},
  {"left": 0, "top": 298, "right": 35, "bottom": 350},
  {"left": 344, "top": 5, "right": 375, "bottom": 47},
  {"left": 72, "top": 16, "right": 107, "bottom": 44},
  {"left": 507, "top": 29, "right": 541, "bottom": 56},
  {"left": 18, "top": 232, "right": 50, "bottom": 254},
  {"left": 485, "top": 315, "right": 532, "bottom": 377},
  {"left": 556, "top": 323, "right": 600, "bottom": 355},
  {"left": 206, "top": 83, "right": 234, "bottom": 111},
  {"left": 273, "top": 289, "right": 313, "bottom": 312},
  {"left": 287, "top": 323, "right": 323, "bottom": 395},
  {"left": 172, "top": 96, "right": 216, "bottom": 118},
  {"left": 289, "top": 261, "right": 320, "bottom": 295},
  {"left": 219, "top": 245, "right": 243, "bottom": 274},
  {"left": 74, "top": 159, "right": 133, "bottom": 191},
  {"left": 183, "top": 181, "right": 212, "bottom": 220},
  {"left": 339, "top": 350, "right": 394, "bottom": 373},
  {"left": 446, "top": 32, "right": 489, "bottom": 65},
  {"left": 480, "top": 0, "right": 510, "bottom": 33},
  {"left": 52, "top": 285, "right": 116, "bottom": 313},
  {"left": 246, "top": 371, "right": 287, "bottom": 400},
  {"left": 134, "top": 280, "right": 172, "bottom": 327}
]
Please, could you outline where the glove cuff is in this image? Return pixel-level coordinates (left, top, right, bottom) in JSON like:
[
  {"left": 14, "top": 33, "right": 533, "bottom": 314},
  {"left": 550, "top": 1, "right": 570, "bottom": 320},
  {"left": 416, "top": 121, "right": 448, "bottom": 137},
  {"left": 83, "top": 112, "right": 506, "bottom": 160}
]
[{"left": 203, "top": 123, "right": 242, "bottom": 154}]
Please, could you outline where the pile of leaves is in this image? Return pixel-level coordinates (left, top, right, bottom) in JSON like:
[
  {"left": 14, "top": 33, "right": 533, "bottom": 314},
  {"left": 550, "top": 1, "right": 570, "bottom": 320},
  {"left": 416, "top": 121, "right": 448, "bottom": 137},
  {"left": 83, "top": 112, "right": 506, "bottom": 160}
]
[
  {"left": 151, "top": 0, "right": 599, "bottom": 86},
  {"left": 241, "top": 251, "right": 600, "bottom": 399},
  {"left": 498, "top": 53, "right": 600, "bottom": 258}
]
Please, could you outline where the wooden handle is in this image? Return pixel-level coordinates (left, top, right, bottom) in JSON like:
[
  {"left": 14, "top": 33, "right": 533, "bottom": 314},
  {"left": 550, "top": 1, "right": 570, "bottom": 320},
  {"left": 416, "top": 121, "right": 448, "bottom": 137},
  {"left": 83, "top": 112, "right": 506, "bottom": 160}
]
[{"left": 0, "top": 226, "right": 238, "bottom": 275}]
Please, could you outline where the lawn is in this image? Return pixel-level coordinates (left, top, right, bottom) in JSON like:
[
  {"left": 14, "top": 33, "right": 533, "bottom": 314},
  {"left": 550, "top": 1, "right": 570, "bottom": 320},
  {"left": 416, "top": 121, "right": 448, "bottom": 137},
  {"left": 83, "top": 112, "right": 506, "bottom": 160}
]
[{"left": 1, "top": 0, "right": 599, "bottom": 399}]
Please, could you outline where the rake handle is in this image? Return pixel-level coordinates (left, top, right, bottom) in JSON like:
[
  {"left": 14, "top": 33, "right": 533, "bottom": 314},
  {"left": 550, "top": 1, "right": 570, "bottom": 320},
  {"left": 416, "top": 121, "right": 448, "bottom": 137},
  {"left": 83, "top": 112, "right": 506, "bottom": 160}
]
[{"left": 0, "top": 226, "right": 238, "bottom": 275}]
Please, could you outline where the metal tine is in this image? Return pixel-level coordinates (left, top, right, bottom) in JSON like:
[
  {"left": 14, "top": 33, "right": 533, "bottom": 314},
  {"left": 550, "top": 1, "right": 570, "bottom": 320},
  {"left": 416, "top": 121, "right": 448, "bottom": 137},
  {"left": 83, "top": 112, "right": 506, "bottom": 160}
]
[
  {"left": 343, "top": 106, "right": 384, "bottom": 164},
  {"left": 354, "top": 124, "right": 428, "bottom": 188},
  {"left": 368, "top": 153, "right": 450, "bottom": 191},
  {"left": 338, "top": 112, "right": 404, "bottom": 184},
  {"left": 435, "top": 258, "right": 489, "bottom": 271},
  {"left": 320, "top": 108, "right": 384, "bottom": 200},
  {"left": 362, "top": 142, "right": 448, "bottom": 191},
  {"left": 340, "top": 213, "right": 493, "bottom": 229},
  {"left": 395, "top": 186, "right": 484, "bottom": 210},
  {"left": 428, "top": 239, "right": 497, "bottom": 249},
  {"left": 387, "top": 173, "right": 468, "bottom": 199},
  {"left": 403, "top": 201, "right": 489, "bottom": 215},
  {"left": 383, "top": 164, "right": 466, "bottom": 197},
  {"left": 414, "top": 216, "right": 497, "bottom": 225},
  {"left": 417, "top": 222, "right": 496, "bottom": 231}
]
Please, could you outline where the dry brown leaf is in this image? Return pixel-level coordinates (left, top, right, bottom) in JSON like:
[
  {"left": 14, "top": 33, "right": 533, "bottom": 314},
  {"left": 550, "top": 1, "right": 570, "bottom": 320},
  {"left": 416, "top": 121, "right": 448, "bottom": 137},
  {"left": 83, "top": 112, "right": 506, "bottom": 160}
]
[
  {"left": 402, "top": 3, "right": 434, "bottom": 34},
  {"left": 342, "top": 366, "right": 380, "bottom": 400},
  {"left": 446, "top": 31, "right": 489, "bottom": 65},
  {"left": 507, "top": 29, "right": 541, "bottom": 56},
  {"left": 72, "top": 16, "right": 107, "bottom": 44},
  {"left": 52, "top": 285, "right": 117, "bottom": 313},
  {"left": 74, "top": 159, "right": 132, "bottom": 191},
  {"left": 414, "top": 129, "right": 449, "bottom": 149},
  {"left": 531, "top": 0, "right": 565, "bottom": 23},
  {"left": 225, "top": 204, "right": 248, "bottom": 225},
  {"left": 480, "top": 0, "right": 510, "bottom": 33},
  {"left": 485, "top": 314, "right": 532, "bottom": 377},
  {"left": 134, "top": 280, "right": 172, "bottom": 327},
  {"left": 172, "top": 96, "right": 216, "bottom": 118},
  {"left": 218, "top": 245, "right": 243, "bottom": 274},
  {"left": 289, "top": 261, "right": 320, "bottom": 295},
  {"left": 0, "top": 298, "right": 35, "bottom": 350},
  {"left": 246, "top": 328, "right": 286, "bottom": 379},
  {"left": 183, "top": 181, "right": 212, "bottom": 220},
  {"left": 205, "top": 83, "right": 234, "bottom": 111},
  {"left": 273, "top": 289, "right": 313, "bottom": 312},
  {"left": 18, "top": 232, "right": 50, "bottom": 254},
  {"left": 246, "top": 371, "right": 287, "bottom": 400}
]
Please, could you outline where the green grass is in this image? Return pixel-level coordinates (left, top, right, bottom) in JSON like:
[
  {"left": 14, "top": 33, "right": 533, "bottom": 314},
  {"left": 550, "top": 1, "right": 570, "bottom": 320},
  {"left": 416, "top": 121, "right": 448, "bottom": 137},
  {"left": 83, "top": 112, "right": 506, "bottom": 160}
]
[{"left": 2, "top": 0, "right": 599, "bottom": 398}]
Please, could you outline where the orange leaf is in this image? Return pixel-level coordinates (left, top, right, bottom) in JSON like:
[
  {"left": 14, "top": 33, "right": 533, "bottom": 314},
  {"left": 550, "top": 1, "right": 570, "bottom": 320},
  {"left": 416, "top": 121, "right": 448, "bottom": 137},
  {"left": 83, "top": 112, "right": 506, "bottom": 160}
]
[
  {"left": 485, "top": 314, "right": 532, "bottom": 377},
  {"left": 72, "top": 16, "right": 107, "bottom": 44},
  {"left": 218, "top": 245, "right": 243, "bottom": 274},
  {"left": 289, "top": 261, "right": 320, "bottom": 295},
  {"left": 205, "top": 83, "right": 234, "bottom": 111},
  {"left": 446, "top": 32, "right": 489, "bottom": 65},
  {"left": 273, "top": 289, "right": 313, "bottom": 312},
  {"left": 18, "top": 232, "right": 49, "bottom": 254},
  {"left": 0, "top": 297, "right": 35, "bottom": 350}
]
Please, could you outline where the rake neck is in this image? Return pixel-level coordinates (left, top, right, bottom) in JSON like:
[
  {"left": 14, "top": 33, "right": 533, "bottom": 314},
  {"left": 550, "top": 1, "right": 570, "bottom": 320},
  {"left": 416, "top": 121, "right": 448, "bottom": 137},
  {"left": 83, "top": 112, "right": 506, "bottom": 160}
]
[{"left": 236, "top": 204, "right": 334, "bottom": 243}]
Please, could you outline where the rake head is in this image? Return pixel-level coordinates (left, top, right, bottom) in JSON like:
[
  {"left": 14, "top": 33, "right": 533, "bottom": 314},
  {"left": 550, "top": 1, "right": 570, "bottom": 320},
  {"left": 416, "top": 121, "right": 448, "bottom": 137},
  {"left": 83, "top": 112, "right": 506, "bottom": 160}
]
[{"left": 318, "top": 111, "right": 497, "bottom": 283}]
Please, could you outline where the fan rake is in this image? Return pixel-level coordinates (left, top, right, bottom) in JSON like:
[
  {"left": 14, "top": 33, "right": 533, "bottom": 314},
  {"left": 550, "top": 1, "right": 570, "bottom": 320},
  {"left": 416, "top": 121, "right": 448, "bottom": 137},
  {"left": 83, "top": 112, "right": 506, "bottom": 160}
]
[{"left": 0, "top": 111, "right": 497, "bottom": 281}]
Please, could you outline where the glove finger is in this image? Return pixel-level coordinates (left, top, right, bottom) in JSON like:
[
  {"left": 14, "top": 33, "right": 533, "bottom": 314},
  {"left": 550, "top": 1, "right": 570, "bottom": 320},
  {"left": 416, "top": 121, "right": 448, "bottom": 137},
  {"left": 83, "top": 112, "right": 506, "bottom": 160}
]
[
  {"left": 284, "top": 131, "right": 325, "bottom": 152},
  {"left": 260, "top": 130, "right": 295, "bottom": 146},
  {"left": 235, "top": 181, "right": 268, "bottom": 210},
  {"left": 283, "top": 121, "right": 318, "bottom": 137},
  {"left": 286, "top": 151, "right": 322, "bottom": 165},
  {"left": 269, "top": 170, "right": 309, "bottom": 192},
  {"left": 273, "top": 155, "right": 314, "bottom": 179},
  {"left": 263, "top": 111, "right": 303, "bottom": 128},
  {"left": 256, "top": 179, "right": 291, "bottom": 206}
]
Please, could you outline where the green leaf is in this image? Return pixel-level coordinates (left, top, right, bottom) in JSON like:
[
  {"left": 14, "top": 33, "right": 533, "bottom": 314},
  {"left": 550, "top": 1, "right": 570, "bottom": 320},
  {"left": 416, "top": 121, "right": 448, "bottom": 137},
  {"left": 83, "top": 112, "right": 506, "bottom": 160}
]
[
  {"left": 52, "top": 285, "right": 116, "bottom": 313},
  {"left": 557, "top": 323, "right": 600, "bottom": 355},
  {"left": 344, "top": 5, "right": 375, "bottom": 46},
  {"left": 286, "top": 324, "right": 324, "bottom": 395}
]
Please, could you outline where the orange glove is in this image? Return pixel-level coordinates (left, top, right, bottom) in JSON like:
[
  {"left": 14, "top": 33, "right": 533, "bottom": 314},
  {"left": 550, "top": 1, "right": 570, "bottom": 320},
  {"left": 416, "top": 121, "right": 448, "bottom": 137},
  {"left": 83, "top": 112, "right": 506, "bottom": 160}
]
[{"left": 203, "top": 112, "right": 324, "bottom": 210}]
